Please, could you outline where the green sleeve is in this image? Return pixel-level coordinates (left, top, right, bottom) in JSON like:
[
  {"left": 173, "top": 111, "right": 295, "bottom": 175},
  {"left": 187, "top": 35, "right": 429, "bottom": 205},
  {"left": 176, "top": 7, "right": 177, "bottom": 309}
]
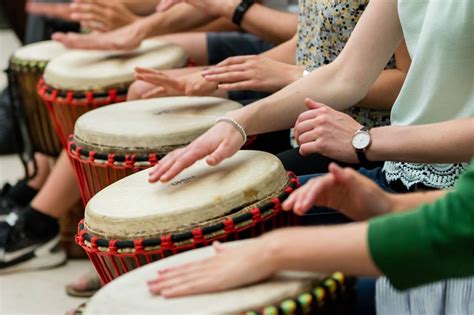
[{"left": 368, "top": 164, "right": 474, "bottom": 290}]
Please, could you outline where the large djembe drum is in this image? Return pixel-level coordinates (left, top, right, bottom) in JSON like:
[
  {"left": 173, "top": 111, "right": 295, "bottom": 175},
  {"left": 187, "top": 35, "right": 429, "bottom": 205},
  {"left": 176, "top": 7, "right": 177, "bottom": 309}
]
[
  {"left": 38, "top": 39, "right": 187, "bottom": 147},
  {"left": 7, "top": 41, "right": 67, "bottom": 156},
  {"left": 68, "top": 96, "right": 242, "bottom": 204},
  {"left": 84, "top": 242, "right": 356, "bottom": 315},
  {"left": 76, "top": 151, "right": 300, "bottom": 283}
]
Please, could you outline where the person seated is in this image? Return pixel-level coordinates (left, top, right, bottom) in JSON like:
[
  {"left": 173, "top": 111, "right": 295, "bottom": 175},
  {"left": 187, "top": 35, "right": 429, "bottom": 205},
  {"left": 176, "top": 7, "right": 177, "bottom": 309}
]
[
  {"left": 145, "top": 0, "right": 473, "bottom": 312},
  {"left": 147, "top": 162, "right": 474, "bottom": 300}
]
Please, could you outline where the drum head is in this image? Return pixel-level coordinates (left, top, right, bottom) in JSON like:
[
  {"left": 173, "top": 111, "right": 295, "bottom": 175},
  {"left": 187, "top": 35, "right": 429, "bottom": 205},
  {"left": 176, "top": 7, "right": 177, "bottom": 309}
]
[
  {"left": 84, "top": 241, "right": 323, "bottom": 315},
  {"left": 73, "top": 97, "right": 242, "bottom": 155},
  {"left": 13, "top": 40, "right": 67, "bottom": 62},
  {"left": 43, "top": 39, "right": 187, "bottom": 90},
  {"left": 85, "top": 150, "right": 288, "bottom": 239}
]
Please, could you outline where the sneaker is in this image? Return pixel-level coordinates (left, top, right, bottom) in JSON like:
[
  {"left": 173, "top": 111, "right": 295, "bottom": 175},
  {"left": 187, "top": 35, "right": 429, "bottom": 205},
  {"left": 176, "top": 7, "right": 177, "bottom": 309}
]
[
  {"left": 0, "top": 210, "right": 66, "bottom": 273},
  {"left": 0, "top": 181, "right": 38, "bottom": 221}
]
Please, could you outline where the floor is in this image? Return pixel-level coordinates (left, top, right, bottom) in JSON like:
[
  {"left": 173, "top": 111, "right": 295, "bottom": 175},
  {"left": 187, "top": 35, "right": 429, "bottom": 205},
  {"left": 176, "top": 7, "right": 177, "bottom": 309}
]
[{"left": 0, "top": 30, "right": 89, "bottom": 315}]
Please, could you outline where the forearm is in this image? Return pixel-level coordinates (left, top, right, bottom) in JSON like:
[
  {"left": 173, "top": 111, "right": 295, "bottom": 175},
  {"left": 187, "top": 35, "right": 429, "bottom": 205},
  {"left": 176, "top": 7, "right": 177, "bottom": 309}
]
[
  {"left": 263, "top": 224, "right": 380, "bottom": 277},
  {"left": 230, "top": 63, "right": 367, "bottom": 135},
  {"left": 140, "top": 4, "right": 215, "bottom": 38},
  {"left": 123, "top": 0, "right": 160, "bottom": 16},
  {"left": 367, "top": 118, "right": 474, "bottom": 163},
  {"left": 389, "top": 191, "right": 447, "bottom": 213},
  {"left": 260, "top": 34, "right": 298, "bottom": 64}
]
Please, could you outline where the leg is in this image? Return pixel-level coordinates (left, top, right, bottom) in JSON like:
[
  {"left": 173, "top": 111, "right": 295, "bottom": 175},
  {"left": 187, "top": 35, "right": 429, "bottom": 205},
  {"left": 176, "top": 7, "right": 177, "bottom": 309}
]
[
  {"left": 158, "top": 33, "right": 209, "bottom": 66},
  {"left": 27, "top": 153, "right": 53, "bottom": 190},
  {"left": 31, "top": 150, "right": 81, "bottom": 219}
]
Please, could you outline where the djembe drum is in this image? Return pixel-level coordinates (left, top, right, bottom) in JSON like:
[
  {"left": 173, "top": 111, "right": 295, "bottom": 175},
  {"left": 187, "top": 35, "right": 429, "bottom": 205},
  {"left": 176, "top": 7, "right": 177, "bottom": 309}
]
[
  {"left": 68, "top": 96, "right": 242, "bottom": 204},
  {"left": 84, "top": 242, "right": 356, "bottom": 315},
  {"left": 38, "top": 39, "right": 187, "bottom": 147},
  {"left": 76, "top": 150, "right": 300, "bottom": 283},
  {"left": 8, "top": 41, "right": 67, "bottom": 156}
]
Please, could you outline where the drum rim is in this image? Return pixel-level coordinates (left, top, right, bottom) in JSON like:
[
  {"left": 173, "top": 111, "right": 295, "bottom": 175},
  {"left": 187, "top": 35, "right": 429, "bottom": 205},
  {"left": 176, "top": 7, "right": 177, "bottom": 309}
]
[
  {"left": 9, "top": 56, "right": 48, "bottom": 71},
  {"left": 68, "top": 135, "right": 178, "bottom": 164},
  {"left": 241, "top": 272, "right": 355, "bottom": 315},
  {"left": 76, "top": 173, "right": 299, "bottom": 251},
  {"left": 37, "top": 78, "right": 129, "bottom": 102}
]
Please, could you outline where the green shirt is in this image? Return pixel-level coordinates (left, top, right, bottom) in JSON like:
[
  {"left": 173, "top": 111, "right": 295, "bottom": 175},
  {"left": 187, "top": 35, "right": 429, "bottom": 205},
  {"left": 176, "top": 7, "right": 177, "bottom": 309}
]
[{"left": 368, "top": 163, "right": 474, "bottom": 290}]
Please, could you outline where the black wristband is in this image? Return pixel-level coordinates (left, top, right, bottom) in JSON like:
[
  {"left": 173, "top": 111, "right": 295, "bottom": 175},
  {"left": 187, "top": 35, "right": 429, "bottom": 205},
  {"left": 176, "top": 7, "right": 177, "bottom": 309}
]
[{"left": 232, "top": 0, "right": 256, "bottom": 26}]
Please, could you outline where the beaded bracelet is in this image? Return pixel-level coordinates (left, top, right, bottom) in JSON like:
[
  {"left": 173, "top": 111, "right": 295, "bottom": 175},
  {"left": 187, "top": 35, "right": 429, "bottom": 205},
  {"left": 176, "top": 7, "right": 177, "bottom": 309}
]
[{"left": 215, "top": 117, "right": 248, "bottom": 145}]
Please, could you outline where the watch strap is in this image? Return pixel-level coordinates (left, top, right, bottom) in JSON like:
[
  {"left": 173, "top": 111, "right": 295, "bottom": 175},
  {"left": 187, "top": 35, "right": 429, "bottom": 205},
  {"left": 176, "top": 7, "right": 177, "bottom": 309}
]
[
  {"left": 232, "top": 0, "right": 256, "bottom": 26},
  {"left": 355, "top": 126, "right": 370, "bottom": 164}
]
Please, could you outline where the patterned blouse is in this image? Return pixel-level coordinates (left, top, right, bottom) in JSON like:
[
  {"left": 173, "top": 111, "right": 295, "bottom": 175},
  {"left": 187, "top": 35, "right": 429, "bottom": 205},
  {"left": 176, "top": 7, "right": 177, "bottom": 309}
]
[{"left": 296, "top": 0, "right": 393, "bottom": 128}]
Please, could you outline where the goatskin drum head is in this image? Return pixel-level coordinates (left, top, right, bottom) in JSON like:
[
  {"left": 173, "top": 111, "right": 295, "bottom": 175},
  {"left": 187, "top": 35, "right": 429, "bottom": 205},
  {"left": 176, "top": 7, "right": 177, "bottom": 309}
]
[
  {"left": 85, "top": 150, "right": 288, "bottom": 239},
  {"left": 13, "top": 40, "right": 68, "bottom": 62}
]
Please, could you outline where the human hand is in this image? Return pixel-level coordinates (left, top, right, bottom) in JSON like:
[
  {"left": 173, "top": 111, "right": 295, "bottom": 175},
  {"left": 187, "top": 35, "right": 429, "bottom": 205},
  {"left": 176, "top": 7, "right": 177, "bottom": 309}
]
[
  {"left": 294, "top": 99, "right": 363, "bottom": 163},
  {"left": 148, "top": 240, "right": 276, "bottom": 297},
  {"left": 282, "top": 163, "right": 393, "bottom": 219},
  {"left": 52, "top": 18, "right": 144, "bottom": 50},
  {"left": 26, "top": 2, "right": 73, "bottom": 21},
  {"left": 70, "top": 0, "right": 140, "bottom": 32},
  {"left": 201, "top": 55, "right": 304, "bottom": 93},
  {"left": 148, "top": 121, "right": 244, "bottom": 183},
  {"left": 135, "top": 67, "right": 218, "bottom": 97},
  {"left": 157, "top": 0, "right": 238, "bottom": 18}
]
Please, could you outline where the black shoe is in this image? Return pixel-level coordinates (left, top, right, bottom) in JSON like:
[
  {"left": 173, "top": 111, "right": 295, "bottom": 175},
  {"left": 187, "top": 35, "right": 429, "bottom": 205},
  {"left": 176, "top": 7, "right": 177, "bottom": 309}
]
[
  {"left": 0, "top": 181, "right": 38, "bottom": 220},
  {"left": 0, "top": 210, "right": 66, "bottom": 273}
]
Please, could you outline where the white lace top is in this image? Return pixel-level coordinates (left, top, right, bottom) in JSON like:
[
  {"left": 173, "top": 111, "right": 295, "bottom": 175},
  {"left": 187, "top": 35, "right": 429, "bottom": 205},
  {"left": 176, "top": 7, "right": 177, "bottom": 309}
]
[{"left": 383, "top": 0, "right": 474, "bottom": 189}]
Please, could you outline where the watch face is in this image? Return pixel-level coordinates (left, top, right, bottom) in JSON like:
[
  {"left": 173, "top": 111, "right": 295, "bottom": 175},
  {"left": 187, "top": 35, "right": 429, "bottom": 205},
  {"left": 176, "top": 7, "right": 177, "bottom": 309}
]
[{"left": 352, "top": 132, "right": 371, "bottom": 149}]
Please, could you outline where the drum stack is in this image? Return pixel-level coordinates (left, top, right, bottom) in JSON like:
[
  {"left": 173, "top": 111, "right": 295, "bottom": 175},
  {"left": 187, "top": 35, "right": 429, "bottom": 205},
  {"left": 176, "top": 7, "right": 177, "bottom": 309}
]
[{"left": 8, "top": 39, "right": 354, "bottom": 313}]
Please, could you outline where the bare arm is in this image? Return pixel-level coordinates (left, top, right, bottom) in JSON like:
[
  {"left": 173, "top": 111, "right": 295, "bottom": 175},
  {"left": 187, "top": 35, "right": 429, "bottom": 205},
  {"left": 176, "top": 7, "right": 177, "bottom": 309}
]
[
  {"left": 230, "top": 0, "right": 403, "bottom": 134},
  {"left": 357, "top": 40, "right": 411, "bottom": 110},
  {"left": 260, "top": 34, "right": 298, "bottom": 64},
  {"left": 367, "top": 118, "right": 474, "bottom": 163}
]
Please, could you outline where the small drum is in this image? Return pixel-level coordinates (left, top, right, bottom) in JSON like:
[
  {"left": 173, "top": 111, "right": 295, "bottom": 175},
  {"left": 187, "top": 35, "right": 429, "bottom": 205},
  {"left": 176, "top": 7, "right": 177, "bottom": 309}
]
[
  {"left": 84, "top": 242, "right": 356, "bottom": 315},
  {"left": 38, "top": 39, "right": 187, "bottom": 147},
  {"left": 76, "top": 150, "right": 299, "bottom": 283},
  {"left": 68, "top": 96, "right": 242, "bottom": 204},
  {"left": 8, "top": 41, "right": 67, "bottom": 156}
]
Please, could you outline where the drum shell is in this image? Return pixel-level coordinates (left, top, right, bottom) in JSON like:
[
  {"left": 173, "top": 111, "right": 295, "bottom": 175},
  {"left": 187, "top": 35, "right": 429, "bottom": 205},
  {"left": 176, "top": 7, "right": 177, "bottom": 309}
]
[
  {"left": 37, "top": 80, "right": 129, "bottom": 149},
  {"left": 76, "top": 174, "right": 300, "bottom": 284},
  {"left": 8, "top": 60, "right": 62, "bottom": 156}
]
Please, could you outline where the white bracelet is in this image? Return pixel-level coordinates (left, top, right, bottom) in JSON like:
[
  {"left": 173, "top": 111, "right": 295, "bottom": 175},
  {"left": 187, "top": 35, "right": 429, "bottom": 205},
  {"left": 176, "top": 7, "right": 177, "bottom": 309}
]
[
  {"left": 215, "top": 117, "right": 247, "bottom": 145},
  {"left": 302, "top": 69, "right": 311, "bottom": 77}
]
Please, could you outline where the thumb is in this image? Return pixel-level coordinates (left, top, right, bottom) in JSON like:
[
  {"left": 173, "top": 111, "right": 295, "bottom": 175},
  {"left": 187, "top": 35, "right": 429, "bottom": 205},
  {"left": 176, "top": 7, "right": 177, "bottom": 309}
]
[
  {"left": 206, "top": 141, "right": 233, "bottom": 166},
  {"left": 213, "top": 241, "right": 227, "bottom": 253},
  {"left": 305, "top": 98, "right": 328, "bottom": 110},
  {"left": 329, "top": 163, "right": 357, "bottom": 187}
]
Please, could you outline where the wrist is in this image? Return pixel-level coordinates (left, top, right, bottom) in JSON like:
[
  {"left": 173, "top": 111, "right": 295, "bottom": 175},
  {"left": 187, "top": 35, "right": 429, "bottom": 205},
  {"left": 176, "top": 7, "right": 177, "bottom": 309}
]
[
  {"left": 260, "top": 233, "right": 285, "bottom": 273},
  {"left": 289, "top": 65, "right": 306, "bottom": 85},
  {"left": 222, "top": 0, "right": 241, "bottom": 19}
]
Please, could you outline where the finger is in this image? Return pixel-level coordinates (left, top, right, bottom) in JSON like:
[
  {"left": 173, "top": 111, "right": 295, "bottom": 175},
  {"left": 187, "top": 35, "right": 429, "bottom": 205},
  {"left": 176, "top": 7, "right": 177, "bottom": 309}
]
[
  {"left": 157, "top": 0, "right": 182, "bottom": 12},
  {"left": 70, "top": 3, "right": 103, "bottom": 16},
  {"left": 215, "top": 55, "right": 255, "bottom": 68},
  {"left": 218, "top": 81, "right": 256, "bottom": 91},
  {"left": 213, "top": 241, "right": 227, "bottom": 253},
  {"left": 297, "top": 129, "right": 319, "bottom": 145},
  {"left": 148, "top": 150, "right": 183, "bottom": 183},
  {"left": 299, "top": 141, "right": 321, "bottom": 156},
  {"left": 294, "top": 119, "right": 317, "bottom": 138},
  {"left": 160, "top": 274, "right": 218, "bottom": 298},
  {"left": 135, "top": 66, "right": 160, "bottom": 75},
  {"left": 305, "top": 98, "right": 329, "bottom": 110},
  {"left": 204, "top": 71, "right": 251, "bottom": 84},
  {"left": 141, "top": 86, "right": 167, "bottom": 99},
  {"left": 159, "top": 146, "right": 209, "bottom": 182},
  {"left": 149, "top": 271, "right": 208, "bottom": 295},
  {"left": 206, "top": 141, "right": 236, "bottom": 166},
  {"left": 282, "top": 186, "right": 302, "bottom": 211},
  {"left": 80, "top": 20, "right": 107, "bottom": 33},
  {"left": 202, "top": 64, "right": 248, "bottom": 77}
]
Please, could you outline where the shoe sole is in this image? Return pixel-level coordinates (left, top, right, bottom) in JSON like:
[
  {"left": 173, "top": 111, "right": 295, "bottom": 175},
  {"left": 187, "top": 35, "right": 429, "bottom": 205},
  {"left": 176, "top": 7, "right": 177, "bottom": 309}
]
[{"left": 0, "top": 235, "right": 67, "bottom": 274}]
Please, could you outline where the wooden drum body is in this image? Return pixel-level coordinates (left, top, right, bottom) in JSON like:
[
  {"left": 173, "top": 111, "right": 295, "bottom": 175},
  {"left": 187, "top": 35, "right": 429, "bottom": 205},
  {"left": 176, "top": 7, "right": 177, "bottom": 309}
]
[
  {"left": 38, "top": 39, "right": 187, "bottom": 147},
  {"left": 76, "top": 151, "right": 300, "bottom": 283},
  {"left": 84, "top": 242, "right": 356, "bottom": 315},
  {"left": 8, "top": 41, "right": 67, "bottom": 156},
  {"left": 68, "top": 96, "right": 242, "bottom": 204}
]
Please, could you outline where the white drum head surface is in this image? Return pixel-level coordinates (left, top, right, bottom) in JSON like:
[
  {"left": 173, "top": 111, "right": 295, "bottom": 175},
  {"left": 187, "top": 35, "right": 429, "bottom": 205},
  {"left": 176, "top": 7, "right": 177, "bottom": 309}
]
[
  {"left": 85, "top": 150, "right": 288, "bottom": 239},
  {"left": 44, "top": 39, "right": 187, "bottom": 90},
  {"left": 13, "top": 40, "right": 67, "bottom": 62},
  {"left": 84, "top": 241, "right": 323, "bottom": 315},
  {"left": 74, "top": 97, "right": 242, "bottom": 154}
]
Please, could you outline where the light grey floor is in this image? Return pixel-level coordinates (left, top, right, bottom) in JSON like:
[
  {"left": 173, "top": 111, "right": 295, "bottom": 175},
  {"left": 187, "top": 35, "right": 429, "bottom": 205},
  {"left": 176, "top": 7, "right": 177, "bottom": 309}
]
[{"left": 0, "top": 30, "right": 89, "bottom": 315}]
